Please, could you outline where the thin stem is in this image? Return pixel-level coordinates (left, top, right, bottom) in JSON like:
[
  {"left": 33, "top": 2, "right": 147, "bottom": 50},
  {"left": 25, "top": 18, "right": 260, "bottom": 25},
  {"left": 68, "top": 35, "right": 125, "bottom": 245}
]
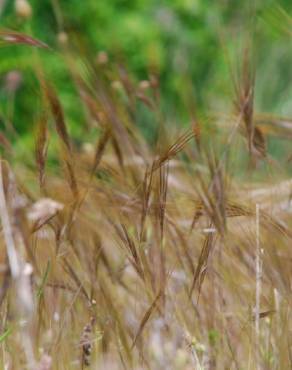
[{"left": 255, "top": 203, "right": 261, "bottom": 369}]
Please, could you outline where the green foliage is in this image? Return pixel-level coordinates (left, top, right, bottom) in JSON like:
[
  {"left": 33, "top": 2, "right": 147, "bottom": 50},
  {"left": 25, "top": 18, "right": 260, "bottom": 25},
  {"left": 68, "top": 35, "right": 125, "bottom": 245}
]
[
  {"left": 1, "top": 0, "right": 292, "bottom": 145},
  {"left": 208, "top": 329, "right": 219, "bottom": 347}
]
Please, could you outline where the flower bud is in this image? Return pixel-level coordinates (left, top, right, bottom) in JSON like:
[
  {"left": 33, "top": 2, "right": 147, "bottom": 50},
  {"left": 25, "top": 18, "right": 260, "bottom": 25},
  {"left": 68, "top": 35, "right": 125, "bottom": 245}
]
[
  {"left": 57, "top": 31, "right": 68, "bottom": 45},
  {"left": 5, "top": 70, "right": 22, "bottom": 93},
  {"left": 138, "top": 80, "right": 150, "bottom": 90},
  {"left": 96, "top": 51, "right": 108, "bottom": 65},
  {"left": 15, "top": 0, "right": 32, "bottom": 19}
]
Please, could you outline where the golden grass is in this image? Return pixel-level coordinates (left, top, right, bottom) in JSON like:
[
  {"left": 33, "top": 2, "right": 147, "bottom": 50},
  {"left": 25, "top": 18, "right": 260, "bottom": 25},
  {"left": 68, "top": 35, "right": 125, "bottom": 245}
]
[{"left": 0, "top": 29, "right": 292, "bottom": 370}]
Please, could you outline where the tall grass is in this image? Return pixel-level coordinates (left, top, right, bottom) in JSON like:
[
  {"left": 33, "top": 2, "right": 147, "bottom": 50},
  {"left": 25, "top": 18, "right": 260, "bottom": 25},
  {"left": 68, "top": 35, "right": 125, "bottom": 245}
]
[{"left": 0, "top": 26, "right": 292, "bottom": 370}]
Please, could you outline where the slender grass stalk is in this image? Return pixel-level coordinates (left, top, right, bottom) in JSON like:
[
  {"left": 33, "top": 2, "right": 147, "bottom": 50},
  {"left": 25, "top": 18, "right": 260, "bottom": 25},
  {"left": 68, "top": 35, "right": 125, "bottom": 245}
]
[
  {"left": 255, "top": 203, "right": 261, "bottom": 370},
  {"left": 0, "top": 162, "right": 20, "bottom": 278},
  {"left": 0, "top": 162, "right": 36, "bottom": 369}
]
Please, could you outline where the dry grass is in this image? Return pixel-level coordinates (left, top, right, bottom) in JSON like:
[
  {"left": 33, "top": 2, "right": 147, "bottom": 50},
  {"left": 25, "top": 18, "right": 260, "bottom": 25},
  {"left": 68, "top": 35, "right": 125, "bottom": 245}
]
[{"left": 0, "top": 30, "right": 292, "bottom": 370}]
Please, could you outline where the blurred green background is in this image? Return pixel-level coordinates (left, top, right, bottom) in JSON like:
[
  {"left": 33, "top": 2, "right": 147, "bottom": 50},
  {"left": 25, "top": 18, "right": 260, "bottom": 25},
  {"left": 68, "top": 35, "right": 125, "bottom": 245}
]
[{"left": 0, "top": 0, "right": 292, "bottom": 154}]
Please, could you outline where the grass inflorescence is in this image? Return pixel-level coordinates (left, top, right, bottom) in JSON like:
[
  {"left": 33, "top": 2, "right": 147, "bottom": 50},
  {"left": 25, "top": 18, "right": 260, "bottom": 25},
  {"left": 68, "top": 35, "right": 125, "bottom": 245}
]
[{"left": 0, "top": 26, "right": 292, "bottom": 370}]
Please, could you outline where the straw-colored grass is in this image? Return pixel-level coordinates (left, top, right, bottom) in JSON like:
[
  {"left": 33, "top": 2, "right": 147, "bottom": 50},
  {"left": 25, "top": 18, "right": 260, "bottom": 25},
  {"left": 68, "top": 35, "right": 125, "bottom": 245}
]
[{"left": 0, "top": 29, "right": 292, "bottom": 370}]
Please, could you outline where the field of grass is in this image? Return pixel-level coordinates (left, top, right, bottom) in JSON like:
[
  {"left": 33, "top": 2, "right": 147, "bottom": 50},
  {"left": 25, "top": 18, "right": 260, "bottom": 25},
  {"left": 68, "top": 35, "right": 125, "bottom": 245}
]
[{"left": 0, "top": 14, "right": 292, "bottom": 370}]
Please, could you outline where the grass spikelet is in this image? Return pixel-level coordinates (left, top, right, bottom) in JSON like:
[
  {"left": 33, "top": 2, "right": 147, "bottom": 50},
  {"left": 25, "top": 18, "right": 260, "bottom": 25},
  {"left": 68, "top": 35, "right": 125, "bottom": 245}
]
[
  {"left": 189, "top": 232, "right": 215, "bottom": 300},
  {"left": 44, "top": 83, "right": 71, "bottom": 152},
  {"left": 111, "top": 134, "right": 124, "bottom": 170},
  {"left": 0, "top": 29, "right": 49, "bottom": 48},
  {"left": 207, "top": 149, "right": 227, "bottom": 233},
  {"left": 233, "top": 44, "right": 267, "bottom": 161},
  {"left": 234, "top": 44, "right": 255, "bottom": 157},
  {"left": 35, "top": 113, "right": 49, "bottom": 191},
  {"left": 139, "top": 165, "right": 153, "bottom": 243},
  {"left": 120, "top": 224, "right": 145, "bottom": 280},
  {"left": 253, "top": 126, "right": 267, "bottom": 158},
  {"left": 152, "top": 129, "right": 195, "bottom": 172},
  {"left": 131, "top": 289, "right": 163, "bottom": 350},
  {"left": 91, "top": 126, "right": 111, "bottom": 176},
  {"left": 43, "top": 81, "right": 78, "bottom": 196}
]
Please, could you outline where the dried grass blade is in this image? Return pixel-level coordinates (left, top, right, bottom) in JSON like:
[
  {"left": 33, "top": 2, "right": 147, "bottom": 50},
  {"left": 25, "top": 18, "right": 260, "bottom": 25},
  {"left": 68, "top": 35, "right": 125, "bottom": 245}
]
[
  {"left": 99, "top": 284, "right": 133, "bottom": 365},
  {"left": 63, "top": 259, "right": 90, "bottom": 304},
  {"left": 139, "top": 165, "right": 153, "bottom": 242},
  {"left": 111, "top": 135, "right": 124, "bottom": 169},
  {"left": 131, "top": 289, "right": 163, "bottom": 350},
  {"left": 91, "top": 127, "right": 111, "bottom": 176},
  {"left": 37, "top": 260, "right": 51, "bottom": 299},
  {"left": 189, "top": 233, "right": 215, "bottom": 299},
  {"left": 158, "top": 162, "right": 169, "bottom": 240}
]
